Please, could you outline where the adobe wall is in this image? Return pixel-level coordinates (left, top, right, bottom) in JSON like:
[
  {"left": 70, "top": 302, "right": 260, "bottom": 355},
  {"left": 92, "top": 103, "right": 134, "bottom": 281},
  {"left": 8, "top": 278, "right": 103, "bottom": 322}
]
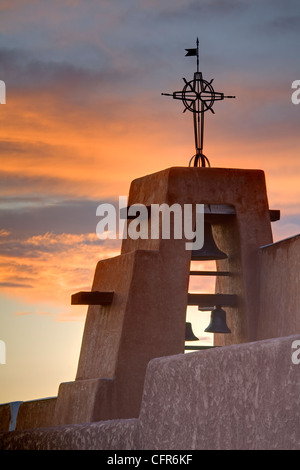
[
  {"left": 1, "top": 335, "right": 299, "bottom": 450},
  {"left": 49, "top": 167, "right": 273, "bottom": 426},
  {"left": 1, "top": 169, "right": 298, "bottom": 439},
  {"left": 139, "top": 334, "right": 300, "bottom": 450},
  {"left": 257, "top": 234, "right": 300, "bottom": 340}
]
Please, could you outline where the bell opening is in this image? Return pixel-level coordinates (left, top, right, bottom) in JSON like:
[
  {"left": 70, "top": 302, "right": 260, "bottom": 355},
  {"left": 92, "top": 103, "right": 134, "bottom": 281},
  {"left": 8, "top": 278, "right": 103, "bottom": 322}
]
[
  {"left": 191, "top": 222, "right": 227, "bottom": 261},
  {"left": 185, "top": 322, "right": 199, "bottom": 341}
]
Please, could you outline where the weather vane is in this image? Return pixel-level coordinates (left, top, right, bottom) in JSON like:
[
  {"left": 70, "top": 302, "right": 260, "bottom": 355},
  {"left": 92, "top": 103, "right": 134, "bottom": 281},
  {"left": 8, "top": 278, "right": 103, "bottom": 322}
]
[{"left": 162, "top": 38, "right": 235, "bottom": 167}]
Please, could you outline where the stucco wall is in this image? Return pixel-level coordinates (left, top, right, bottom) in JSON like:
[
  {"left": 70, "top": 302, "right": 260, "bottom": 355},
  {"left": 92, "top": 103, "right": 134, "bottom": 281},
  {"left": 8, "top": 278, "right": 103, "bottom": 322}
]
[
  {"left": 257, "top": 234, "right": 300, "bottom": 340},
  {"left": 1, "top": 335, "right": 300, "bottom": 450}
]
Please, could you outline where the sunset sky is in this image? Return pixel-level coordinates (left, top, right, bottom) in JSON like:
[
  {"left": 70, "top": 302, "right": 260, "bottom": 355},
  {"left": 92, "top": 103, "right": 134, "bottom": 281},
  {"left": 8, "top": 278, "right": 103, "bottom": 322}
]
[{"left": 1, "top": 0, "right": 300, "bottom": 404}]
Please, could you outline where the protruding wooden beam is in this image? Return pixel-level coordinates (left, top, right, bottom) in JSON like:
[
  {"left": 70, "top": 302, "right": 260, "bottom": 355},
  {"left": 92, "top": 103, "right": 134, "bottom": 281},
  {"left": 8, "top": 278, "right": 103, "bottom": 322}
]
[
  {"left": 187, "top": 293, "right": 238, "bottom": 308},
  {"left": 269, "top": 209, "right": 280, "bottom": 222},
  {"left": 189, "top": 271, "right": 231, "bottom": 276},
  {"left": 120, "top": 204, "right": 280, "bottom": 223},
  {"left": 71, "top": 291, "right": 114, "bottom": 305}
]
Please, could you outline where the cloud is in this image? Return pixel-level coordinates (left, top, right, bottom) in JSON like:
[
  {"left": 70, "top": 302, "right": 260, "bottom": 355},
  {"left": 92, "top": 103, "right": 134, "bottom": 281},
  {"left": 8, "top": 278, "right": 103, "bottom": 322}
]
[
  {"left": 0, "top": 229, "right": 11, "bottom": 237},
  {"left": 0, "top": 230, "right": 116, "bottom": 258},
  {"left": 0, "top": 281, "right": 32, "bottom": 288},
  {"left": 0, "top": 229, "right": 121, "bottom": 311},
  {"left": 0, "top": 1, "right": 297, "bottom": 213},
  {"left": 0, "top": 0, "right": 299, "bottom": 320},
  {"left": 137, "top": 0, "right": 248, "bottom": 20},
  {"left": 0, "top": 42, "right": 148, "bottom": 105},
  {"left": 0, "top": 197, "right": 118, "bottom": 236},
  {"left": 266, "top": 14, "right": 300, "bottom": 32},
  {"left": 0, "top": 198, "right": 121, "bottom": 312},
  {"left": 13, "top": 310, "right": 34, "bottom": 315}
]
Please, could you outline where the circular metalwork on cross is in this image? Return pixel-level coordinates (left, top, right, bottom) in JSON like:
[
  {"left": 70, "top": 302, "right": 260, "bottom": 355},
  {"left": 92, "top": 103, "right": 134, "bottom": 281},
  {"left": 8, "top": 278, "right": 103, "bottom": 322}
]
[
  {"left": 162, "top": 38, "right": 235, "bottom": 168},
  {"left": 180, "top": 75, "right": 217, "bottom": 114}
]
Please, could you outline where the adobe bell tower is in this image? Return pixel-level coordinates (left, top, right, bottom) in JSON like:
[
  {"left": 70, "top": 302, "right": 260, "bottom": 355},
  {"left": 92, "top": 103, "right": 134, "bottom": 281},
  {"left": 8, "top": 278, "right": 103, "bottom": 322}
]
[{"left": 26, "top": 41, "right": 280, "bottom": 426}]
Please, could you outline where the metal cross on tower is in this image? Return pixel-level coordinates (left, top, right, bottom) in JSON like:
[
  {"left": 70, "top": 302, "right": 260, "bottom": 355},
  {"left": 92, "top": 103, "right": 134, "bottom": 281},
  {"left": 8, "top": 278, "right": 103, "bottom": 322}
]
[{"left": 162, "top": 38, "right": 235, "bottom": 167}]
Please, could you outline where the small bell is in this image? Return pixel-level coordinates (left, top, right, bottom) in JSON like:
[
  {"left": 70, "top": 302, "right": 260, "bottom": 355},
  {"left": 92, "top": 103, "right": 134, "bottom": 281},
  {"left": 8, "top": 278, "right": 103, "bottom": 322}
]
[
  {"left": 185, "top": 322, "right": 199, "bottom": 341},
  {"left": 204, "top": 306, "right": 231, "bottom": 334}
]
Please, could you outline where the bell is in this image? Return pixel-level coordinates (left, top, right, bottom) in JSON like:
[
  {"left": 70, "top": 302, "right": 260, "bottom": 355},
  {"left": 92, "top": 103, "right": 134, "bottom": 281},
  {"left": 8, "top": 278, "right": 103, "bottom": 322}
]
[
  {"left": 185, "top": 322, "right": 199, "bottom": 341},
  {"left": 191, "top": 222, "right": 227, "bottom": 261},
  {"left": 204, "top": 306, "right": 231, "bottom": 334}
]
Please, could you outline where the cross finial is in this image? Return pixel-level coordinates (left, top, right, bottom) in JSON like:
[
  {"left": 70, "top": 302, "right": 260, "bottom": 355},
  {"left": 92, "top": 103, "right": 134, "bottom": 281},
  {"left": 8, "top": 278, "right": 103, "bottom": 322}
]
[{"left": 162, "top": 40, "right": 235, "bottom": 167}]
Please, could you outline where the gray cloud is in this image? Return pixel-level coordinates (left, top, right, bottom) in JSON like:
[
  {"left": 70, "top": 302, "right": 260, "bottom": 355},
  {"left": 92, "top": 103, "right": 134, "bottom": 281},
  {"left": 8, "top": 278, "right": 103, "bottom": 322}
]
[
  {"left": 152, "top": 0, "right": 248, "bottom": 19},
  {"left": 0, "top": 281, "right": 32, "bottom": 288},
  {"left": 0, "top": 45, "right": 138, "bottom": 103},
  {"left": 0, "top": 172, "right": 79, "bottom": 199},
  {"left": 0, "top": 196, "right": 117, "bottom": 237},
  {"left": 265, "top": 14, "right": 300, "bottom": 32}
]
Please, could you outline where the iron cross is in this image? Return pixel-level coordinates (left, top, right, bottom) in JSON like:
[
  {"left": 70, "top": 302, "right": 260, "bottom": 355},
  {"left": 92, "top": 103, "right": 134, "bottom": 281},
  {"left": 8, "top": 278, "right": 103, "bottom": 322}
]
[{"left": 162, "top": 38, "right": 235, "bottom": 167}]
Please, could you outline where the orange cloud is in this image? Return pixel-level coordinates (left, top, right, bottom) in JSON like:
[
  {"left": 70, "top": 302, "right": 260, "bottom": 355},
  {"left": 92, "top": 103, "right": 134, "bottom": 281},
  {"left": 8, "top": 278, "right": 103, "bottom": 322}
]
[{"left": 0, "top": 230, "right": 121, "bottom": 318}]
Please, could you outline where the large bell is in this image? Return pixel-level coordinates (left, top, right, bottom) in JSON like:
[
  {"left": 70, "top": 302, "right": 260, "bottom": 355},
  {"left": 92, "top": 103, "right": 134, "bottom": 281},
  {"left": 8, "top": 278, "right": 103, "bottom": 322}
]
[
  {"left": 204, "top": 306, "right": 231, "bottom": 334},
  {"left": 191, "top": 222, "right": 227, "bottom": 261},
  {"left": 185, "top": 322, "right": 199, "bottom": 341}
]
